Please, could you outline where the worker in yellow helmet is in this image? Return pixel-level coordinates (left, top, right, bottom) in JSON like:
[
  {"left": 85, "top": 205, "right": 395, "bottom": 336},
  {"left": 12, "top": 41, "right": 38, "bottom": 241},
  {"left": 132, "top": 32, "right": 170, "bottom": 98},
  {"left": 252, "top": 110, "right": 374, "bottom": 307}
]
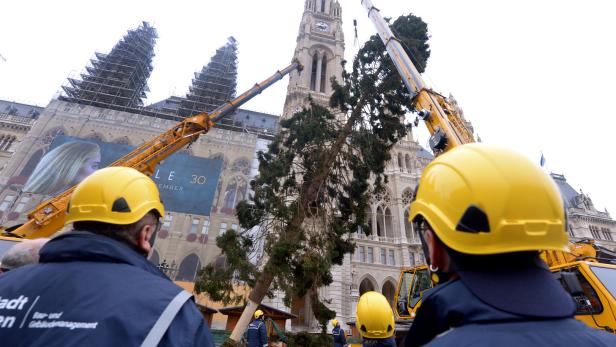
[
  {"left": 0, "top": 167, "right": 215, "bottom": 347},
  {"left": 331, "top": 318, "right": 348, "bottom": 347},
  {"left": 247, "top": 309, "right": 268, "bottom": 347},
  {"left": 402, "top": 144, "right": 616, "bottom": 347},
  {"left": 356, "top": 291, "right": 396, "bottom": 346}
]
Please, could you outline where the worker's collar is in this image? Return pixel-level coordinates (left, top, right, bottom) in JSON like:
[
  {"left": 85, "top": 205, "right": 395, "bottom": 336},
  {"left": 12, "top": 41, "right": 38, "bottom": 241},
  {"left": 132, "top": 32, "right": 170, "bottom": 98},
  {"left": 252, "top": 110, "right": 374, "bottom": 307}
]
[{"left": 39, "top": 231, "right": 168, "bottom": 279}]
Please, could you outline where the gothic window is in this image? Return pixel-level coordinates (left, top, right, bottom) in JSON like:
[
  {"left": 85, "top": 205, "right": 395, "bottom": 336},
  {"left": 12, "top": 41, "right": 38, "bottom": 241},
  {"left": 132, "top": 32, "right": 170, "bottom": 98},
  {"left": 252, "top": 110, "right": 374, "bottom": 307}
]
[
  {"left": 310, "top": 53, "right": 318, "bottom": 91},
  {"left": 376, "top": 206, "right": 384, "bottom": 237},
  {"left": 230, "top": 158, "right": 250, "bottom": 175},
  {"left": 589, "top": 225, "right": 600, "bottom": 239},
  {"left": 602, "top": 228, "right": 613, "bottom": 241},
  {"left": 384, "top": 207, "right": 393, "bottom": 238},
  {"left": 41, "top": 128, "right": 65, "bottom": 145},
  {"left": 398, "top": 153, "right": 404, "bottom": 172},
  {"left": 221, "top": 176, "right": 248, "bottom": 213},
  {"left": 405, "top": 154, "right": 412, "bottom": 173},
  {"left": 321, "top": 0, "right": 326, "bottom": 12},
  {"left": 402, "top": 189, "right": 413, "bottom": 205},
  {"left": 176, "top": 254, "right": 201, "bottom": 282},
  {"left": 404, "top": 209, "right": 412, "bottom": 240},
  {"left": 320, "top": 55, "right": 327, "bottom": 93}
]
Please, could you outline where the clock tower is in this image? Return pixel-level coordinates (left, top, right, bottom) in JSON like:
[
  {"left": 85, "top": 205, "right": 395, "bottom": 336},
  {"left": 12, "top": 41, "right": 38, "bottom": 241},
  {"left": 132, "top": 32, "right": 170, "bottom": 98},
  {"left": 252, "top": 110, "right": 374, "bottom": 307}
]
[{"left": 282, "top": 0, "right": 344, "bottom": 118}]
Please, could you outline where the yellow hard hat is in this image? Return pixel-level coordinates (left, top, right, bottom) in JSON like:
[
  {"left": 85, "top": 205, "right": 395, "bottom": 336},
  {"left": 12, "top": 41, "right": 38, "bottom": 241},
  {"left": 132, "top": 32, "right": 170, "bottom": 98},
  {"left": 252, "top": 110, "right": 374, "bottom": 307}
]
[
  {"left": 254, "top": 309, "right": 264, "bottom": 319},
  {"left": 331, "top": 319, "right": 339, "bottom": 327},
  {"left": 410, "top": 143, "right": 568, "bottom": 255},
  {"left": 356, "top": 291, "right": 394, "bottom": 339},
  {"left": 66, "top": 167, "right": 164, "bottom": 225}
]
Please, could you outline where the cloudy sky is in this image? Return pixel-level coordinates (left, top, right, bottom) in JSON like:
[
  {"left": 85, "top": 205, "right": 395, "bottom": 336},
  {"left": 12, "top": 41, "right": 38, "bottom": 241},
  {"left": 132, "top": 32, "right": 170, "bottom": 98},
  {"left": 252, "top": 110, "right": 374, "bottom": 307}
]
[{"left": 1, "top": 0, "right": 614, "bottom": 214}]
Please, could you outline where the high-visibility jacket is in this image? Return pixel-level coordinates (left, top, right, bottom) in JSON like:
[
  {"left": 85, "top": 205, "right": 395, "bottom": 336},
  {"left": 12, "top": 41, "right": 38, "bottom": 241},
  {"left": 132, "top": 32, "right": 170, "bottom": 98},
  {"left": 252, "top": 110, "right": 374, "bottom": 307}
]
[
  {"left": 247, "top": 318, "right": 268, "bottom": 347},
  {"left": 403, "top": 279, "right": 616, "bottom": 347},
  {"left": 0, "top": 231, "right": 215, "bottom": 347},
  {"left": 332, "top": 325, "right": 347, "bottom": 347}
]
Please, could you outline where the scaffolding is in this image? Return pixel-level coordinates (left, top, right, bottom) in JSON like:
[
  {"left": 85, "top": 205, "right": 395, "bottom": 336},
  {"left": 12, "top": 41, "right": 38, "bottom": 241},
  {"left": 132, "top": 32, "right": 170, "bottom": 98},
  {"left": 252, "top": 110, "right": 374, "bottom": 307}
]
[
  {"left": 60, "top": 21, "right": 157, "bottom": 110},
  {"left": 178, "top": 37, "right": 238, "bottom": 117}
]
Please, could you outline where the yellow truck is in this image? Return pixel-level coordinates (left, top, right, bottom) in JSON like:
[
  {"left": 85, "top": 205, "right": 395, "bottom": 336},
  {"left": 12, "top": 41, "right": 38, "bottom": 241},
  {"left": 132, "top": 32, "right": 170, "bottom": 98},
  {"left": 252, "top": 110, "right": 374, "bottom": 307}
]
[
  {"left": 360, "top": 0, "right": 616, "bottom": 333},
  {"left": 394, "top": 241, "right": 616, "bottom": 332}
]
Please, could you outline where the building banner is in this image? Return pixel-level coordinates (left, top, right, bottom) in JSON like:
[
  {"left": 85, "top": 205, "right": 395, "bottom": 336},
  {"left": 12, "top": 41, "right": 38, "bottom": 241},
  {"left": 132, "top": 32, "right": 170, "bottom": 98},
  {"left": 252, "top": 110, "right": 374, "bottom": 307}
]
[{"left": 23, "top": 135, "right": 222, "bottom": 216}]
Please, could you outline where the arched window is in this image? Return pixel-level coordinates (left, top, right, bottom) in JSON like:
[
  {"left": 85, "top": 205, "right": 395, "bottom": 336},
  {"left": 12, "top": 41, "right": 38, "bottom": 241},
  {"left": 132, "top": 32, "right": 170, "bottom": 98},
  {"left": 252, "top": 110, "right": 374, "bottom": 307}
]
[
  {"left": 382, "top": 280, "right": 397, "bottom": 308},
  {"left": 376, "top": 206, "right": 385, "bottom": 237},
  {"left": 221, "top": 176, "right": 248, "bottom": 214},
  {"left": 405, "top": 154, "right": 412, "bottom": 173},
  {"left": 320, "top": 55, "right": 327, "bottom": 93},
  {"left": 359, "top": 277, "right": 376, "bottom": 295},
  {"left": 321, "top": 0, "right": 326, "bottom": 12},
  {"left": 397, "top": 153, "right": 403, "bottom": 171},
  {"left": 404, "top": 209, "right": 412, "bottom": 240},
  {"left": 310, "top": 53, "right": 318, "bottom": 91},
  {"left": 384, "top": 207, "right": 393, "bottom": 238},
  {"left": 176, "top": 253, "right": 201, "bottom": 282}
]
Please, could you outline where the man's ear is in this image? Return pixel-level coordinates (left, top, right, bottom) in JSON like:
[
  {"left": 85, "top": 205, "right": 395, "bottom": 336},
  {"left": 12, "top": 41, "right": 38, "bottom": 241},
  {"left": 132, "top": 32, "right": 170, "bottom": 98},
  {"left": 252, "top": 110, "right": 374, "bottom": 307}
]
[
  {"left": 425, "top": 229, "right": 451, "bottom": 272},
  {"left": 137, "top": 224, "right": 154, "bottom": 256}
]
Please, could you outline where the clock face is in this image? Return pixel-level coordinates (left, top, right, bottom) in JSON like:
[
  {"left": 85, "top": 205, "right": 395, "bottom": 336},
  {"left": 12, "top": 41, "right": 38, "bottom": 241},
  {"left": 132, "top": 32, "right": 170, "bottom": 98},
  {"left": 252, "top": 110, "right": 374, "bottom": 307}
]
[{"left": 316, "top": 21, "right": 329, "bottom": 32}]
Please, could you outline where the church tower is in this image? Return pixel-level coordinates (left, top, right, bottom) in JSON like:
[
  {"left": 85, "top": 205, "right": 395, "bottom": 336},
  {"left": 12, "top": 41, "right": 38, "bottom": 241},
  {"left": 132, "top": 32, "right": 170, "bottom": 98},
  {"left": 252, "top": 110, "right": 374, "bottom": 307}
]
[{"left": 282, "top": 0, "right": 344, "bottom": 118}]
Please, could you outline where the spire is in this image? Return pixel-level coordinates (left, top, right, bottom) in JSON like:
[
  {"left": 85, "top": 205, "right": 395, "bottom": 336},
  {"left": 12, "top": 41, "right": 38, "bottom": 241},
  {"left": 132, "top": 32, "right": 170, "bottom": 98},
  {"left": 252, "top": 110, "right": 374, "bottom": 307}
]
[
  {"left": 178, "top": 37, "right": 238, "bottom": 117},
  {"left": 61, "top": 22, "right": 157, "bottom": 109}
]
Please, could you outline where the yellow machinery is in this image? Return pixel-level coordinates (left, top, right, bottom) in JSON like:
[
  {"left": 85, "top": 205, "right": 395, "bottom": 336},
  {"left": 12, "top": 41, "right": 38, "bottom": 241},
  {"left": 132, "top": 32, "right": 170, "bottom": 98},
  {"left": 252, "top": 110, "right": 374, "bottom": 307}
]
[
  {"left": 394, "top": 244, "right": 616, "bottom": 332},
  {"left": 361, "top": 0, "right": 616, "bottom": 334},
  {"left": 0, "top": 61, "right": 301, "bottom": 240}
]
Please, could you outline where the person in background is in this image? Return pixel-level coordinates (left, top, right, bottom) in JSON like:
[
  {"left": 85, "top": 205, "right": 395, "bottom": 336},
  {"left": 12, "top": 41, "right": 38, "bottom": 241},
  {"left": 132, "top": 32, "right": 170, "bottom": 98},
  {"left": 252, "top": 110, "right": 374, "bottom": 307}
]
[
  {"left": 331, "top": 319, "right": 348, "bottom": 347},
  {"left": 356, "top": 291, "right": 396, "bottom": 347},
  {"left": 247, "top": 309, "right": 268, "bottom": 347},
  {"left": 403, "top": 144, "right": 616, "bottom": 346},
  {"left": 0, "top": 167, "right": 214, "bottom": 346},
  {"left": 0, "top": 238, "right": 49, "bottom": 273}
]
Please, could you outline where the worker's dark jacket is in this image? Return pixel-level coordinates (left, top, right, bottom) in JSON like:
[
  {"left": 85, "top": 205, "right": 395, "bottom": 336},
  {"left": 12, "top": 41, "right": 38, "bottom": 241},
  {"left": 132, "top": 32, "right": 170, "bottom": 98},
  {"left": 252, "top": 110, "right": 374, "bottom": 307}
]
[
  {"left": 403, "top": 279, "right": 616, "bottom": 347},
  {"left": 0, "top": 231, "right": 215, "bottom": 347},
  {"left": 247, "top": 318, "right": 268, "bottom": 347},
  {"left": 362, "top": 337, "right": 396, "bottom": 346},
  {"left": 332, "top": 325, "right": 347, "bottom": 346}
]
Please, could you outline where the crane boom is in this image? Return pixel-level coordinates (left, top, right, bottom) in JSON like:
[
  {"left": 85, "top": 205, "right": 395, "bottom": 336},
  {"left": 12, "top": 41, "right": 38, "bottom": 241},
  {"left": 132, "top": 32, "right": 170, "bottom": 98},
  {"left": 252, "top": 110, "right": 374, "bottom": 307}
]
[
  {"left": 5, "top": 60, "right": 302, "bottom": 239},
  {"left": 361, "top": 0, "right": 474, "bottom": 153}
]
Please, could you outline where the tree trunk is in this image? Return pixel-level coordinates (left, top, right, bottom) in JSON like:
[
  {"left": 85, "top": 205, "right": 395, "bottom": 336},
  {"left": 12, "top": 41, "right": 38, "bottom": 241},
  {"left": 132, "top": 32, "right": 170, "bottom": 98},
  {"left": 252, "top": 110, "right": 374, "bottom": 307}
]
[{"left": 227, "top": 99, "right": 366, "bottom": 342}]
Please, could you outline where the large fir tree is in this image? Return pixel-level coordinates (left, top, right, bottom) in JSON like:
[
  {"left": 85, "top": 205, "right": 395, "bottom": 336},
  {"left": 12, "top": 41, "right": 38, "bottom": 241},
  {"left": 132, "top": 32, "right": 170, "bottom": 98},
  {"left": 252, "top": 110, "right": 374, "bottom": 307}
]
[{"left": 195, "top": 14, "right": 431, "bottom": 344}]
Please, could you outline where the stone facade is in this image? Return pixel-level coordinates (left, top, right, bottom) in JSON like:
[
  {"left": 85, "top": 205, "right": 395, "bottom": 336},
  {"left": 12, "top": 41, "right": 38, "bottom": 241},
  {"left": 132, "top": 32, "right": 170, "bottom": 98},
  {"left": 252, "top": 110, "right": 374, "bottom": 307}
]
[
  {"left": 552, "top": 173, "right": 616, "bottom": 250},
  {"left": 0, "top": 99, "right": 278, "bottom": 283},
  {"left": 0, "top": 100, "right": 41, "bottom": 173}
]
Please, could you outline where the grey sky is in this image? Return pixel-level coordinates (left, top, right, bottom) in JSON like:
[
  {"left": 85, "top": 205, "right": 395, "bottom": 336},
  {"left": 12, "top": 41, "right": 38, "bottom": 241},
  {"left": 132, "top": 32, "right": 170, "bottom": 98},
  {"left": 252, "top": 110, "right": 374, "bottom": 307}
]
[{"left": 0, "top": 0, "right": 614, "bottom": 214}]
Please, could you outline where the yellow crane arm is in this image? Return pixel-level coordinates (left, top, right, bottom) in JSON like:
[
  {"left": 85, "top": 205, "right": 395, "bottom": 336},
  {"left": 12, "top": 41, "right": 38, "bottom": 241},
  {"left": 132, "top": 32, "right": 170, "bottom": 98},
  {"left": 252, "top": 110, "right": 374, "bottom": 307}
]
[
  {"left": 361, "top": 0, "right": 475, "bottom": 154},
  {"left": 6, "top": 61, "right": 302, "bottom": 239}
]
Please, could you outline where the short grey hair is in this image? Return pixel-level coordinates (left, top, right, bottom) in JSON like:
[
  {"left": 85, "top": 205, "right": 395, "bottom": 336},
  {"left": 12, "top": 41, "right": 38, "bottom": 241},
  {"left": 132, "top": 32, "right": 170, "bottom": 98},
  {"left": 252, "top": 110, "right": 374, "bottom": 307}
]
[{"left": 1, "top": 238, "right": 50, "bottom": 270}]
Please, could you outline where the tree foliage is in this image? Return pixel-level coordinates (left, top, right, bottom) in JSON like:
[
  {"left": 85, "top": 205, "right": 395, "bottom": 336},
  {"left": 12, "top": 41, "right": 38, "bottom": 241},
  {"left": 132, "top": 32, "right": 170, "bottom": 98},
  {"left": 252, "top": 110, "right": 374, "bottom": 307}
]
[{"left": 195, "top": 13, "right": 430, "bottom": 330}]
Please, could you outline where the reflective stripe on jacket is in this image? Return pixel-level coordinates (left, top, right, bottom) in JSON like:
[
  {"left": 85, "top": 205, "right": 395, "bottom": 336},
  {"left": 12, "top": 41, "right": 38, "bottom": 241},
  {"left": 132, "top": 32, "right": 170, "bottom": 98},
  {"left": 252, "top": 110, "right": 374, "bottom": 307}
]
[
  {"left": 332, "top": 325, "right": 347, "bottom": 347},
  {"left": 403, "top": 279, "right": 616, "bottom": 347},
  {"left": 247, "top": 318, "right": 268, "bottom": 347},
  {"left": 0, "top": 232, "right": 215, "bottom": 347}
]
